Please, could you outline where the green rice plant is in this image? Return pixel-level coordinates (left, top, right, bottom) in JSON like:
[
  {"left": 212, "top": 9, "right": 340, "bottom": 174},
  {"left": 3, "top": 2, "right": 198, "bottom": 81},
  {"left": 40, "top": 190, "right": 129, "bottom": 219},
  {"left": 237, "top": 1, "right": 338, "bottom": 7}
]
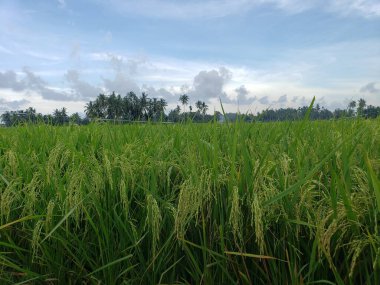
[{"left": 0, "top": 117, "right": 379, "bottom": 284}]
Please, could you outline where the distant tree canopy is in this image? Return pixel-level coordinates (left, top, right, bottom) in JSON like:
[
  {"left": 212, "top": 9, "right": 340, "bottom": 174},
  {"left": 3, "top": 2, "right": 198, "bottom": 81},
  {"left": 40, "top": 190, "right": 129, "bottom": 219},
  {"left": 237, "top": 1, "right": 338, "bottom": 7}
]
[
  {"left": 251, "top": 105, "right": 334, "bottom": 122},
  {"left": 246, "top": 98, "right": 380, "bottom": 122},
  {"left": 85, "top": 91, "right": 167, "bottom": 122},
  {"left": 1, "top": 95, "right": 379, "bottom": 127},
  {"left": 0, "top": 107, "right": 88, "bottom": 127},
  {"left": 167, "top": 95, "right": 212, "bottom": 122}
]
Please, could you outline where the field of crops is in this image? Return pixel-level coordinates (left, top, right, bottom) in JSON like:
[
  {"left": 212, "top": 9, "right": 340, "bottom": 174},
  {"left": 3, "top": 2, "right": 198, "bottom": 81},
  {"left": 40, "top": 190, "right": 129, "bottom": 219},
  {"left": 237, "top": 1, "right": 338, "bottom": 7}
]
[{"left": 0, "top": 118, "right": 379, "bottom": 284}]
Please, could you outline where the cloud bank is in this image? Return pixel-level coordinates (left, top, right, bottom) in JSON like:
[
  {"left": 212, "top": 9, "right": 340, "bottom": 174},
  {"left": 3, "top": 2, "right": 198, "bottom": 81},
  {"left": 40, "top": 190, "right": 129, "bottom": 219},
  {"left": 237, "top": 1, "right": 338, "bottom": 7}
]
[
  {"left": 360, "top": 82, "right": 380, "bottom": 94},
  {"left": 0, "top": 69, "right": 73, "bottom": 101},
  {"left": 104, "top": 0, "right": 380, "bottom": 19},
  {"left": 0, "top": 98, "right": 30, "bottom": 112}
]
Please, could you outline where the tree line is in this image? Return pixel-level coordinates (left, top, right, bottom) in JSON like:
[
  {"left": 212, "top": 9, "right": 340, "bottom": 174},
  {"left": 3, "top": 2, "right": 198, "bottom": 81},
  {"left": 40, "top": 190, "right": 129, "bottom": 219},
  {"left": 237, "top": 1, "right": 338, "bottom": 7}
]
[
  {"left": 84, "top": 92, "right": 212, "bottom": 123},
  {"left": 0, "top": 92, "right": 212, "bottom": 126},
  {"left": 0, "top": 107, "right": 87, "bottom": 127},
  {"left": 247, "top": 99, "right": 380, "bottom": 122},
  {"left": 1, "top": 93, "right": 379, "bottom": 127}
]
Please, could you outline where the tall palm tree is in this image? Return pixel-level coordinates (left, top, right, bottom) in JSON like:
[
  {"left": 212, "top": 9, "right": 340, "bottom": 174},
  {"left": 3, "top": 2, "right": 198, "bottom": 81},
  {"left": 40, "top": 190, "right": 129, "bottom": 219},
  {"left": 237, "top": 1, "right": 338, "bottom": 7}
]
[
  {"left": 84, "top": 101, "right": 94, "bottom": 118},
  {"left": 115, "top": 94, "right": 123, "bottom": 119},
  {"left": 348, "top": 100, "right": 356, "bottom": 109},
  {"left": 348, "top": 100, "right": 356, "bottom": 116},
  {"left": 126, "top": 92, "right": 140, "bottom": 120},
  {"left": 201, "top": 101, "right": 208, "bottom": 115},
  {"left": 179, "top": 94, "right": 189, "bottom": 113},
  {"left": 140, "top": 92, "right": 149, "bottom": 119},
  {"left": 107, "top": 92, "right": 117, "bottom": 119},
  {"left": 195, "top": 100, "right": 203, "bottom": 113},
  {"left": 159, "top": 98, "right": 167, "bottom": 110},
  {"left": 97, "top": 93, "right": 107, "bottom": 117},
  {"left": 357, "top": 98, "right": 366, "bottom": 116}
]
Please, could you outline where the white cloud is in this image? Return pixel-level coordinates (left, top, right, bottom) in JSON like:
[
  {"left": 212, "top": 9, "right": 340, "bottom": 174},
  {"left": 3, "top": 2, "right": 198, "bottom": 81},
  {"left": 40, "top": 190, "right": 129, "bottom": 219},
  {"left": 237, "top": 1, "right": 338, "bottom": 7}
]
[
  {"left": 0, "top": 70, "right": 27, "bottom": 91},
  {"left": 329, "top": 0, "right": 380, "bottom": 18},
  {"left": 276, "top": 94, "right": 288, "bottom": 104},
  {"left": 0, "top": 89, "right": 87, "bottom": 115},
  {"left": 24, "top": 50, "right": 62, "bottom": 62},
  {"left": 258, "top": 96, "right": 269, "bottom": 104},
  {"left": 0, "top": 68, "right": 74, "bottom": 101},
  {"left": 102, "top": 73, "right": 140, "bottom": 94},
  {"left": 189, "top": 67, "right": 232, "bottom": 101},
  {"left": 360, "top": 82, "right": 380, "bottom": 93},
  {"left": 235, "top": 85, "right": 249, "bottom": 97},
  {"left": 101, "top": 54, "right": 142, "bottom": 94},
  {"left": 142, "top": 85, "right": 177, "bottom": 102},
  {"left": 103, "top": 0, "right": 380, "bottom": 19},
  {"left": 0, "top": 98, "right": 30, "bottom": 112},
  {"left": 232, "top": 85, "right": 257, "bottom": 104},
  {"left": 65, "top": 69, "right": 103, "bottom": 99}
]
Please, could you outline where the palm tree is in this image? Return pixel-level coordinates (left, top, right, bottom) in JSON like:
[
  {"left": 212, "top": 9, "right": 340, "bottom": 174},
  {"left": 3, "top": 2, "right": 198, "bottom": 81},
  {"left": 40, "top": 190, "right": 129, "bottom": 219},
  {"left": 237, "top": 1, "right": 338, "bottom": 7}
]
[
  {"left": 195, "top": 100, "right": 203, "bottom": 113},
  {"left": 140, "top": 92, "right": 149, "bottom": 119},
  {"left": 97, "top": 93, "right": 107, "bottom": 117},
  {"left": 201, "top": 101, "right": 208, "bottom": 115},
  {"left": 348, "top": 100, "right": 356, "bottom": 117},
  {"left": 107, "top": 92, "right": 117, "bottom": 119},
  {"left": 126, "top": 91, "right": 140, "bottom": 120},
  {"left": 115, "top": 94, "right": 123, "bottom": 119},
  {"left": 85, "top": 101, "right": 95, "bottom": 118},
  {"left": 159, "top": 98, "right": 167, "bottom": 111},
  {"left": 70, "top": 112, "right": 81, "bottom": 124},
  {"left": 179, "top": 94, "right": 189, "bottom": 113},
  {"left": 357, "top": 98, "right": 366, "bottom": 116}
]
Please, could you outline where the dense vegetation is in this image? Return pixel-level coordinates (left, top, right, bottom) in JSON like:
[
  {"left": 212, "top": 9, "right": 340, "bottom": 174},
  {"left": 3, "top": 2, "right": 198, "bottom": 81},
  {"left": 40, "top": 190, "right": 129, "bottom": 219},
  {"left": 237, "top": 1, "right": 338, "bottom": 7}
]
[
  {"left": 1, "top": 93, "right": 379, "bottom": 127},
  {"left": 0, "top": 92, "right": 213, "bottom": 126},
  {"left": 0, "top": 116, "right": 379, "bottom": 284},
  {"left": 251, "top": 99, "right": 380, "bottom": 122}
]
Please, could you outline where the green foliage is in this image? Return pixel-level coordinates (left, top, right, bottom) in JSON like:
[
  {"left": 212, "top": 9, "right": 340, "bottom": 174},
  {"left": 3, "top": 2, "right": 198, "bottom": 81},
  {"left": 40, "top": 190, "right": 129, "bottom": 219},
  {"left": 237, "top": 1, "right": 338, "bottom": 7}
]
[
  {"left": 0, "top": 107, "right": 86, "bottom": 127},
  {"left": 85, "top": 91, "right": 168, "bottom": 122},
  {"left": 0, "top": 119, "right": 379, "bottom": 284},
  {"left": 248, "top": 98, "right": 379, "bottom": 121}
]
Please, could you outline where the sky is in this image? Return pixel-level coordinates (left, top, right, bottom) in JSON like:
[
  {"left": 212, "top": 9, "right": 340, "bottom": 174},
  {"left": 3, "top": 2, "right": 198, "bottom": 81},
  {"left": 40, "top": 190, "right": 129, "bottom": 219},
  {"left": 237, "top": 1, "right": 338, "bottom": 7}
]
[{"left": 0, "top": 0, "right": 379, "bottom": 115}]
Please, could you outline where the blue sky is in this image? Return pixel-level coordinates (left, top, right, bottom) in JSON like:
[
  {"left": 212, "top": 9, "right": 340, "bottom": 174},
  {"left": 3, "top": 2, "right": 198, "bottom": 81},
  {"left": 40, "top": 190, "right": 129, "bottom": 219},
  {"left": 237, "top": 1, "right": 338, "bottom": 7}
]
[{"left": 0, "top": 0, "right": 379, "bottom": 114}]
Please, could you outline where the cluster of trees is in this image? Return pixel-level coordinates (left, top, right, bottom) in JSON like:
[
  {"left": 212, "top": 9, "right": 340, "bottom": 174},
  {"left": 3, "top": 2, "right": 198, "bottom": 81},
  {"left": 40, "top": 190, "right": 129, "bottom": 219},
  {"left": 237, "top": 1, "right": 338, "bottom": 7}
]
[
  {"left": 248, "top": 99, "right": 380, "bottom": 122},
  {"left": 85, "top": 92, "right": 213, "bottom": 123},
  {"left": 85, "top": 92, "right": 167, "bottom": 121},
  {"left": 0, "top": 92, "right": 212, "bottom": 126},
  {"left": 1, "top": 94, "right": 379, "bottom": 127},
  {"left": 0, "top": 107, "right": 88, "bottom": 127},
  {"left": 168, "top": 94, "right": 212, "bottom": 122}
]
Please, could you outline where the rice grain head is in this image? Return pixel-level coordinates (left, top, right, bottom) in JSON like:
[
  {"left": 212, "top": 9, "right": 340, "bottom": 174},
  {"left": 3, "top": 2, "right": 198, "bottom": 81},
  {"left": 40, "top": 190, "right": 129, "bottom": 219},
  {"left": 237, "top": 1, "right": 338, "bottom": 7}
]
[
  {"left": 22, "top": 174, "right": 41, "bottom": 217},
  {"left": 32, "top": 220, "right": 44, "bottom": 262},
  {"left": 251, "top": 193, "right": 265, "bottom": 254},
  {"left": 229, "top": 186, "right": 242, "bottom": 244},
  {"left": 175, "top": 171, "right": 212, "bottom": 240},
  {"left": 45, "top": 199, "right": 55, "bottom": 233},
  {"left": 0, "top": 180, "right": 21, "bottom": 221},
  {"left": 5, "top": 150, "right": 18, "bottom": 177},
  {"left": 145, "top": 194, "right": 162, "bottom": 258},
  {"left": 119, "top": 178, "right": 129, "bottom": 216}
]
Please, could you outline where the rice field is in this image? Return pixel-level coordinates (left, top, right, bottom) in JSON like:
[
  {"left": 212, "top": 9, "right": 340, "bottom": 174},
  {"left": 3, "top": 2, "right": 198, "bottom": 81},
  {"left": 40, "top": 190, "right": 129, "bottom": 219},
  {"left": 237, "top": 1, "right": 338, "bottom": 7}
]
[{"left": 0, "top": 118, "right": 379, "bottom": 284}]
